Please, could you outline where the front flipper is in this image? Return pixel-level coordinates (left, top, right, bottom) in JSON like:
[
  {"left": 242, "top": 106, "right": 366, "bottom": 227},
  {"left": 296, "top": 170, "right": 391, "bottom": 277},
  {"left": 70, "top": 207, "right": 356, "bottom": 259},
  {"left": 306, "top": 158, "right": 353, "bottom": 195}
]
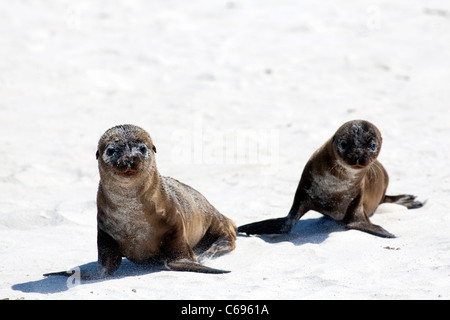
[
  {"left": 237, "top": 217, "right": 291, "bottom": 235},
  {"left": 97, "top": 228, "right": 122, "bottom": 276},
  {"left": 43, "top": 270, "right": 74, "bottom": 277},
  {"left": 346, "top": 221, "right": 395, "bottom": 238},
  {"left": 43, "top": 268, "right": 104, "bottom": 280},
  {"left": 345, "top": 196, "right": 396, "bottom": 238},
  {"left": 383, "top": 194, "right": 425, "bottom": 209},
  {"left": 165, "top": 259, "right": 230, "bottom": 274}
]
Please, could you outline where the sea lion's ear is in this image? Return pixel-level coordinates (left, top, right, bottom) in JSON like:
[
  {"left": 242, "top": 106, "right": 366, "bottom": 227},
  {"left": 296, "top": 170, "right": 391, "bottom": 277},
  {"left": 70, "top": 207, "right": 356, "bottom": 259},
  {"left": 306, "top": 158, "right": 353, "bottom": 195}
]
[
  {"left": 96, "top": 150, "right": 99, "bottom": 160},
  {"left": 152, "top": 145, "right": 157, "bottom": 153}
]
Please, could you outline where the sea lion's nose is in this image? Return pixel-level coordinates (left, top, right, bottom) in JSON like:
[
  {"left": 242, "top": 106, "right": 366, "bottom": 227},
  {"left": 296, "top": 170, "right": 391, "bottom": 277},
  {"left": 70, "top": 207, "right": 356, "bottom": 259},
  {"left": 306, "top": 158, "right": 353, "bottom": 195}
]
[
  {"left": 124, "top": 158, "right": 133, "bottom": 167},
  {"left": 118, "top": 153, "right": 140, "bottom": 169}
]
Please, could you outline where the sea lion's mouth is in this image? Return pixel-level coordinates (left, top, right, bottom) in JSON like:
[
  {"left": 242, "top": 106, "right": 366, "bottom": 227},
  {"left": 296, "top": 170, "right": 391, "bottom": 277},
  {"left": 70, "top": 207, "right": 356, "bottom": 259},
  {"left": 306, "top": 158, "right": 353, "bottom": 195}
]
[
  {"left": 114, "top": 156, "right": 142, "bottom": 177},
  {"left": 118, "top": 168, "right": 139, "bottom": 177}
]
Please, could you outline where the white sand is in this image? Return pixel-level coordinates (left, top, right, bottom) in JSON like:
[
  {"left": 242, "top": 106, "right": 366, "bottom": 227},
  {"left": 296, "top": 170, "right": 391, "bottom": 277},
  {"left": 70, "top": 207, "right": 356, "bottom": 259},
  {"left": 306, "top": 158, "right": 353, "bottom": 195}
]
[{"left": 1, "top": 0, "right": 449, "bottom": 300}]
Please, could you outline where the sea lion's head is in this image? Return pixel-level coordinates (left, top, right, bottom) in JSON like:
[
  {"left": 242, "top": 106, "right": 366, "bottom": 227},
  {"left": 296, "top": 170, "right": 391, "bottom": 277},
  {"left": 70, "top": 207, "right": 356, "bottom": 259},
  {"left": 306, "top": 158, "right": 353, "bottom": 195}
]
[
  {"left": 332, "top": 120, "right": 382, "bottom": 169},
  {"left": 96, "top": 124, "right": 157, "bottom": 182}
]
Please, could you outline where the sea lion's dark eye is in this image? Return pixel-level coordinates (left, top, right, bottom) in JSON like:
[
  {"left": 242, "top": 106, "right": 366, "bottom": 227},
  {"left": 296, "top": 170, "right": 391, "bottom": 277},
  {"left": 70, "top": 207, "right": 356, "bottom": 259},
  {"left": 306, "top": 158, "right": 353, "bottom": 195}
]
[
  {"left": 106, "top": 147, "right": 116, "bottom": 156},
  {"left": 338, "top": 140, "right": 348, "bottom": 151},
  {"left": 368, "top": 141, "right": 378, "bottom": 152},
  {"left": 139, "top": 145, "right": 148, "bottom": 154}
]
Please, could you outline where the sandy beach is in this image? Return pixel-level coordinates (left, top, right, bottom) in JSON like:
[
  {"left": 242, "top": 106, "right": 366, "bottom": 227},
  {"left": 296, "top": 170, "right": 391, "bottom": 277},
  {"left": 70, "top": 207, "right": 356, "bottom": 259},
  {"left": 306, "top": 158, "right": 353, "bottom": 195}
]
[{"left": 1, "top": 0, "right": 449, "bottom": 300}]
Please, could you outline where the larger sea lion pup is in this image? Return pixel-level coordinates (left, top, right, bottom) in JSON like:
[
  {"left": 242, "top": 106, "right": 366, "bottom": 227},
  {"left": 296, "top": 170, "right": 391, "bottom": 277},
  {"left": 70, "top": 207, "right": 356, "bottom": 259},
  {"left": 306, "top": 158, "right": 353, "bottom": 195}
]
[
  {"left": 238, "top": 120, "right": 424, "bottom": 238},
  {"left": 46, "top": 124, "right": 236, "bottom": 278}
]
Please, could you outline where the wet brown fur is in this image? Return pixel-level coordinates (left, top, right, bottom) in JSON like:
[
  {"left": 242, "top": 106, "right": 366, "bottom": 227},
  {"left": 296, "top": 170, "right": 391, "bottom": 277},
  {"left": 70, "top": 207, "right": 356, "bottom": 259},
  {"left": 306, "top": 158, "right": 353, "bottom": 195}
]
[
  {"left": 238, "top": 120, "right": 423, "bottom": 238},
  {"left": 95, "top": 124, "right": 236, "bottom": 275}
]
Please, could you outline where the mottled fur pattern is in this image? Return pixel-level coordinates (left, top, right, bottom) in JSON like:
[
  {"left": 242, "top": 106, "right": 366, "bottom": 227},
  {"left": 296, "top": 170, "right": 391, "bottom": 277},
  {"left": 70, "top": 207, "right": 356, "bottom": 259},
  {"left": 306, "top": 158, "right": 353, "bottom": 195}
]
[
  {"left": 95, "top": 124, "right": 236, "bottom": 275},
  {"left": 239, "top": 120, "right": 424, "bottom": 238}
]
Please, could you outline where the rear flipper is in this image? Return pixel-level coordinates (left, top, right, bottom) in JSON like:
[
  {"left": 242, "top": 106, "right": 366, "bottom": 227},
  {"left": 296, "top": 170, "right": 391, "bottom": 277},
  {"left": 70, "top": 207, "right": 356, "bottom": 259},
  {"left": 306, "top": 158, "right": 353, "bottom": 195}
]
[
  {"left": 165, "top": 258, "right": 230, "bottom": 274},
  {"left": 383, "top": 194, "right": 425, "bottom": 209},
  {"left": 196, "top": 239, "right": 235, "bottom": 261},
  {"left": 194, "top": 220, "right": 237, "bottom": 261},
  {"left": 346, "top": 221, "right": 396, "bottom": 238},
  {"left": 237, "top": 217, "right": 291, "bottom": 235}
]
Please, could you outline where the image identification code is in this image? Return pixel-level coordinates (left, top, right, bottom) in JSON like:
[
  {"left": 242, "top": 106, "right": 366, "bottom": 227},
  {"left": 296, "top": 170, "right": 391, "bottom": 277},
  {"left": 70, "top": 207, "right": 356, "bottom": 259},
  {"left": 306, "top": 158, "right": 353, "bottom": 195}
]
[{"left": 181, "top": 304, "right": 269, "bottom": 317}]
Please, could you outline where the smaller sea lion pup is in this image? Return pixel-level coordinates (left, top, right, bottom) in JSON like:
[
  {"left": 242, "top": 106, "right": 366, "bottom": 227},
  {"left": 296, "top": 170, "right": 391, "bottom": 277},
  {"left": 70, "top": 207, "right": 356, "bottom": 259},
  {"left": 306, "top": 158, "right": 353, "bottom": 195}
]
[
  {"left": 47, "top": 124, "right": 236, "bottom": 278},
  {"left": 238, "top": 120, "right": 424, "bottom": 238}
]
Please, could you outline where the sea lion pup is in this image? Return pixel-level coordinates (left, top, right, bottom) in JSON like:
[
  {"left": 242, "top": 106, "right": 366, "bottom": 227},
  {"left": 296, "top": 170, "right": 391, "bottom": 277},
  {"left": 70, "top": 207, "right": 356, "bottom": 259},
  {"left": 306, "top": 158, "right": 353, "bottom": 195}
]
[
  {"left": 46, "top": 124, "right": 236, "bottom": 278},
  {"left": 238, "top": 120, "right": 424, "bottom": 238}
]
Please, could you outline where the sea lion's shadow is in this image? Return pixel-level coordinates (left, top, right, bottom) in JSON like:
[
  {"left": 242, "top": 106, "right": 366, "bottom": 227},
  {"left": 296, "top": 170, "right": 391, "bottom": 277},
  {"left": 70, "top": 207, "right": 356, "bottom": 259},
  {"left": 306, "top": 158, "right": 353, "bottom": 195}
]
[
  {"left": 245, "top": 216, "right": 347, "bottom": 246},
  {"left": 11, "top": 259, "right": 164, "bottom": 295}
]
